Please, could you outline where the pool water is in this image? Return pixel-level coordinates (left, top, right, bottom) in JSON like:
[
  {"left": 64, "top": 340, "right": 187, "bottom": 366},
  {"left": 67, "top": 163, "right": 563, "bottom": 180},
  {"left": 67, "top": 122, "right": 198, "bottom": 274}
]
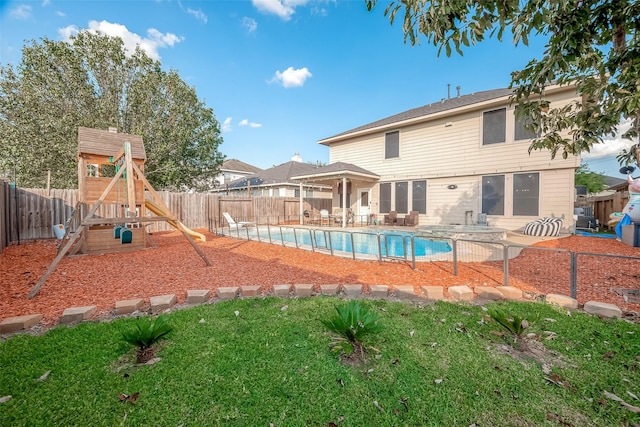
[{"left": 270, "top": 229, "right": 452, "bottom": 258}]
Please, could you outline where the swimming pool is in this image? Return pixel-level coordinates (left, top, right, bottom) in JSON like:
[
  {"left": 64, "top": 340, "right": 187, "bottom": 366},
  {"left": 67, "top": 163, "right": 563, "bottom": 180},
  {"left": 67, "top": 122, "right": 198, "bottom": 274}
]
[{"left": 231, "top": 227, "right": 452, "bottom": 259}]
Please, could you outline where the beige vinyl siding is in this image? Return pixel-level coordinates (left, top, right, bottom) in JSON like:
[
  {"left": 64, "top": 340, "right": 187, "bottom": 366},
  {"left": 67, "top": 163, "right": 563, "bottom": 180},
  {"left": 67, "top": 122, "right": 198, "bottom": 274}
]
[
  {"left": 330, "top": 90, "right": 579, "bottom": 181},
  {"left": 329, "top": 88, "right": 580, "bottom": 231},
  {"left": 425, "top": 177, "right": 479, "bottom": 226}
]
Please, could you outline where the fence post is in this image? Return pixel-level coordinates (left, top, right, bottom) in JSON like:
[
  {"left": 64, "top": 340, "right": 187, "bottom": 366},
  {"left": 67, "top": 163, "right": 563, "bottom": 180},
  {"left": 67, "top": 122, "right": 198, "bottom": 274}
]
[
  {"left": 350, "top": 233, "right": 356, "bottom": 261},
  {"left": 503, "top": 245, "right": 509, "bottom": 286},
  {"left": 410, "top": 236, "right": 416, "bottom": 270},
  {"left": 570, "top": 252, "right": 578, "bottom": 299},
  {"left": 452, "top": 239, "right": 458, "bottom": 276}
]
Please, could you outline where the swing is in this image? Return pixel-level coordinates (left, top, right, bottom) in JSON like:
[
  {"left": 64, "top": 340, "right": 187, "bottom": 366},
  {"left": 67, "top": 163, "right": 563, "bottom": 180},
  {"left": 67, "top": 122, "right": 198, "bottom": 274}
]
[{"left": 112, "top": 162, "right": 132, "bottom": 244}]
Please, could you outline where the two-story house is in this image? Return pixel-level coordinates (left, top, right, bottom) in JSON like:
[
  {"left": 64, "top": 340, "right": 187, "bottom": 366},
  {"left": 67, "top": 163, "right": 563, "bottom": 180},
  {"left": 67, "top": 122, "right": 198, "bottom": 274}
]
[{"left": 294, "top": 84, "right": 581, "bottom": 231}]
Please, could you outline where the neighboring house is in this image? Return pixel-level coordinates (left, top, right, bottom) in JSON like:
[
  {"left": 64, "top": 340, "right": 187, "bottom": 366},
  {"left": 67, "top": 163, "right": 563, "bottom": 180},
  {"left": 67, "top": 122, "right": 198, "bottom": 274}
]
[
  {"left": 295, "top": 84, "right": 582, "bottom": 231},
  {"left": 214, "top": 157, "right": 332, "bottom": 199},
  {"left": 211, "top": 159, "right": 262, "bottom": 190}
]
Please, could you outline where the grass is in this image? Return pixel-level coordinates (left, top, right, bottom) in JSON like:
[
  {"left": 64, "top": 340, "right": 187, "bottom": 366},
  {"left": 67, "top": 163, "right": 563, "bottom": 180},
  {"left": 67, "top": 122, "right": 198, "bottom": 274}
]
[{"left": 1, "top": 297, "right": 640, "bottom": 426}]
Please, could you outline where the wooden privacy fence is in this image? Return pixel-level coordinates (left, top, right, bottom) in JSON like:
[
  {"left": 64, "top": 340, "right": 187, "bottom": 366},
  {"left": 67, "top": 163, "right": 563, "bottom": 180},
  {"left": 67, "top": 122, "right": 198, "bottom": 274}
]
[
  {"left": 591, "top": 191, "right": 629, "bottom": 227},
  {"left": 0, "top": 186, "right": 332, "bottom": 248}
]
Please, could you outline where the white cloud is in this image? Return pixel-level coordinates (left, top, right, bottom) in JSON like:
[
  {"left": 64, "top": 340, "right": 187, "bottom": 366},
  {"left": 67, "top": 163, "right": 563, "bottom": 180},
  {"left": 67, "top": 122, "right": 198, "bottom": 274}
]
[
  {"left": 239, "top": 119, "right": 263, "bottom": 128},
  {"left": 9, "top": 5, "right": 32, "bottom": 19},
  {"left": 222, "top": 117, "right": 232, "bottom": 132},
  {"left": 58, "top": 20, "right": 183, "bottom": 61},
  {"left": 58, "top": 25, "right": 78, "bottom": 41},
  {"left": 251, "top": 0, "right": 310, "bottom": 21},
  {"left": 56, "top": 11, "right": 65, "bottom": 17},
  {"left": 582, "top": 119, "right": 637, "bottom": 159},
  {"left": 270, "top": 66, "right": 312, "bottom": 88},
  {"left": 187, "top": 8, "right": 208, "bottom": 23},
  {"left": 42, "top": 0, "right": 51, "bottom": 6},
  {"left": 242, "top": 17, "right": 258, "bottom": 33}
]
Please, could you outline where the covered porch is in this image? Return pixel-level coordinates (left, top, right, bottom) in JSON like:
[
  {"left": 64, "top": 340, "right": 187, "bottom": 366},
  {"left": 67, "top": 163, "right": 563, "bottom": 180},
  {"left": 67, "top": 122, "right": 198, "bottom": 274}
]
[{"left": 291, "top": 162, "right": 379, "bottom": 228}]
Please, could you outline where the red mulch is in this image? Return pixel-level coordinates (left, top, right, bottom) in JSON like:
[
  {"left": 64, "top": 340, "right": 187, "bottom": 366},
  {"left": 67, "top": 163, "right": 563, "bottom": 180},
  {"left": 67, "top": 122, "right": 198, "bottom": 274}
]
[{"left": 1, "top": 231, "right": 639, "bottom": 325}]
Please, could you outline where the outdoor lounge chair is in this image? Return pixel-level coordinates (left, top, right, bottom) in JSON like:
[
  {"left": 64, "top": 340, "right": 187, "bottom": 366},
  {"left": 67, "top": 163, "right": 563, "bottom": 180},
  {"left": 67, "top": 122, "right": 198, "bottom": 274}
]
[
  {"left": 384, "top": 211, "right": 397, "bottom": 225},
  {"left": 222, "top": 212, "right": 255, "bottom": 230},
  {"left": 404, "top": 211, "right": 419, "bottom": 226},
  {"left": 320, "top": 209, "right": 330, "bottom": 226}
]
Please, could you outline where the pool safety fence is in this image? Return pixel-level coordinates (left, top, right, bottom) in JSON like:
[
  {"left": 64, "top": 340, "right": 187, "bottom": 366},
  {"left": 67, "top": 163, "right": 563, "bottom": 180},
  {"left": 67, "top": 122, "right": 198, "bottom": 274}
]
[{"left": 214, "top": 224, "right": 640, "bottom": 313}]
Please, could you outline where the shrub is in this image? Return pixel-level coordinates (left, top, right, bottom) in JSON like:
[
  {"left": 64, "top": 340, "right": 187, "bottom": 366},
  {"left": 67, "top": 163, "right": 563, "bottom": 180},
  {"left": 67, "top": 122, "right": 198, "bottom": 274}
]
[
  {"left": 121, "top": 315, "right": 173, "bottom": 363},
  {"left": 322, "top": 300, "right": 383, "bottom": 361},
  {"left": 487, "top": 307, "right": 539, "bottom": 341}
]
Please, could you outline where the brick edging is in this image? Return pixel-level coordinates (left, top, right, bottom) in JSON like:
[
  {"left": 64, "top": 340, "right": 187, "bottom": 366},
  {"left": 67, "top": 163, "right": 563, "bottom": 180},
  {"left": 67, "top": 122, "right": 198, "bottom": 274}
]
[{"left": 0, "top": 285, "right": 625, "bottom": 334}]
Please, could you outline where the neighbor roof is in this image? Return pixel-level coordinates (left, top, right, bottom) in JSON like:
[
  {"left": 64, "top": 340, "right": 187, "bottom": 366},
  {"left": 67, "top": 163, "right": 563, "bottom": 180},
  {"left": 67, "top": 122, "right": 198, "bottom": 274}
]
[
  {"left": 222, "top": 159, "right": 262, "bottom": 175},
  {"left": 78, "top": 127, "right": 146, "bottom": 160},
  {"left": 227, "top": 161, "right": 330, "bottom": 189}
]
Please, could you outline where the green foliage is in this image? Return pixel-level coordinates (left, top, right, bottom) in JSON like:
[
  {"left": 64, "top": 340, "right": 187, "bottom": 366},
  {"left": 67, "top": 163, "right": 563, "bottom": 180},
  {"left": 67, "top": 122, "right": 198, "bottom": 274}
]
[
  {"left": 367, "top": 0, "right": 640, "bottom": 166},
  {"left": 322, "top": 300, "right": 383, "bottom": 344},
  {"left": 487, "top": 307, "right": 539, "bottom": 339},
  {"left": 574, "top": 163, "right": 608, "bottom": 194},
  {"left": 0, "top": 32, "right": 224, "bottom": 190},
  {"left": 2, "top": 299, "right": 640, "bottom": 425},
  {"left": 121, "top": 315, "right": 172, "bottom": 350}
]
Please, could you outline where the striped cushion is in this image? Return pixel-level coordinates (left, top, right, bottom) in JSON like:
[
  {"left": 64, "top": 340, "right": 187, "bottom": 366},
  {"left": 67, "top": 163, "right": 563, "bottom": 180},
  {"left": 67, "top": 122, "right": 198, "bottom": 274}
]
[{"left": 523, "top": 218, "right": 563, "bottom": 236}]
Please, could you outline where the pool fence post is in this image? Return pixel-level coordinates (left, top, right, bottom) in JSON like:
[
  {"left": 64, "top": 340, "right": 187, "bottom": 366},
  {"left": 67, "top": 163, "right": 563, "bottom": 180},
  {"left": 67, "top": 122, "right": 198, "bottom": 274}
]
[
  {"left": 309, "top": 229, "right": 315, "bottom": 252},
  {"left": 350, "top": 233, "right": 356, "bottom": 260},
  {"left": 452, "top": 239, "right": 458, "bottom": 276},
  {"left": 503, "top": 244, "right": 509, "bottom": 286},
  {"left": 410, "top": 236, "right": 416, "bottom": 270},
  {"left": 570, "top": 252, "right": 578, "bottom": 299},
  {"left": 327, "top": 230, "right": 334, "bottom": 256}
]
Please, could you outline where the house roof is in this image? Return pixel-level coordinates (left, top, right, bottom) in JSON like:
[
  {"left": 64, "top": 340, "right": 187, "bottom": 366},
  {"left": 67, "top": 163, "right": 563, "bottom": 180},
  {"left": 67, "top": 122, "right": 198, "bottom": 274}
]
[
  {"left": 291, "top": 161, "right": 379, "bottom": 183},
  {"left": 222, "top": 159, "right": 262, "bottom": 175},
  {"left": 320, "top": 84, "right": 579, "bottom": 145},
  {"left": 78, "top": 127, "right": 146, "bottom": 160},
  {"left": 604, "top": 175, "right": 626, "bottom": 189},
  {"left": 319, "top": 87, "right": 514, "bottom": 144},
  {"left": 227, "top": 160, "right": 331, "bottom": 189}
]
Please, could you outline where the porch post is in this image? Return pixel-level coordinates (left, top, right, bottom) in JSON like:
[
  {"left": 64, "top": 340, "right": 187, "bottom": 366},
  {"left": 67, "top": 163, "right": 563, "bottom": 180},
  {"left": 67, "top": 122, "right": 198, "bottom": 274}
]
[
  {"left": 299, "top": 182, "right": 304, "bottom": 225},
  {"left": 341, "top": 177, "right": 347, "bottom": 228}
]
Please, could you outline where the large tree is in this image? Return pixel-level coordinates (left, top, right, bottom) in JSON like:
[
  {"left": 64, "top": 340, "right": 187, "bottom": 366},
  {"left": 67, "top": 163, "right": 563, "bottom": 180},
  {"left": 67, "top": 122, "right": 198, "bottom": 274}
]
[
  {"left": 0, "top": 31, "right": 224, "bottom": 191},
  {"left": 574, "top": 163, "right": 607, "bottom": 194},
  {"left": 367, "top": 0, "right": 640, "bottom": 167}
]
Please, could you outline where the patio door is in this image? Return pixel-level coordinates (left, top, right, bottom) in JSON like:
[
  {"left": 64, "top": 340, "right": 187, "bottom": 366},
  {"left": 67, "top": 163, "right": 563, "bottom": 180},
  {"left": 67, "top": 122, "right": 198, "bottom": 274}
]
[{"left": 358, "top": 189, "right": 371, "bottom": 223}]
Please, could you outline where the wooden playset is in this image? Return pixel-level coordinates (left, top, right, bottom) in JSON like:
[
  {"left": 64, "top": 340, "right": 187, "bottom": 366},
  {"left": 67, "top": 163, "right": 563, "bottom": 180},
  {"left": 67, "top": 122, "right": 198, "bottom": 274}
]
[{"left": 29, "top": 127, "right": 211, "bottom": 298}]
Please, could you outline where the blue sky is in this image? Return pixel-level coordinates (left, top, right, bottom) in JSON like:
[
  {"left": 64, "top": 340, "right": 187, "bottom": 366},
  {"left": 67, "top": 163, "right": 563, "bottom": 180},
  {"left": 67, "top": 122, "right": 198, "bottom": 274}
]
[{"left": 0, "top": 0, "right": 631, "bottom": 178}]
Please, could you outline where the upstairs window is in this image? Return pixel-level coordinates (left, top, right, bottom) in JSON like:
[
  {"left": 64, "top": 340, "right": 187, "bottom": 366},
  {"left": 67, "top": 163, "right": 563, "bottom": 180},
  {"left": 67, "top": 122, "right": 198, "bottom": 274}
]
[
  {"left": 385, "top": 131, "right": 399, "bottom": 159},
  {"left": 514, "top": 106, "right": 537, "bottom": 141},
  {"left": 482, "top": 108, "right": 506, "bottom": 145}
]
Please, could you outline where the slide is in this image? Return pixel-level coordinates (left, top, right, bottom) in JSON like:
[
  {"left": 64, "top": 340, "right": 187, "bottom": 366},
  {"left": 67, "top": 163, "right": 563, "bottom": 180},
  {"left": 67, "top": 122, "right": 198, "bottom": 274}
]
[{"left": 145, "top": 199, "right": 206, "bottom": 242}]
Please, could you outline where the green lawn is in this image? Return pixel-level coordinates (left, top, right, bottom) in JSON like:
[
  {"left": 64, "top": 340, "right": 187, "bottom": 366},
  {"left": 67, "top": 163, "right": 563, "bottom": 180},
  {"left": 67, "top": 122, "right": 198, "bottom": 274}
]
[{"left": 1, "top": 297, "right": 639, "bottom": 426}]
